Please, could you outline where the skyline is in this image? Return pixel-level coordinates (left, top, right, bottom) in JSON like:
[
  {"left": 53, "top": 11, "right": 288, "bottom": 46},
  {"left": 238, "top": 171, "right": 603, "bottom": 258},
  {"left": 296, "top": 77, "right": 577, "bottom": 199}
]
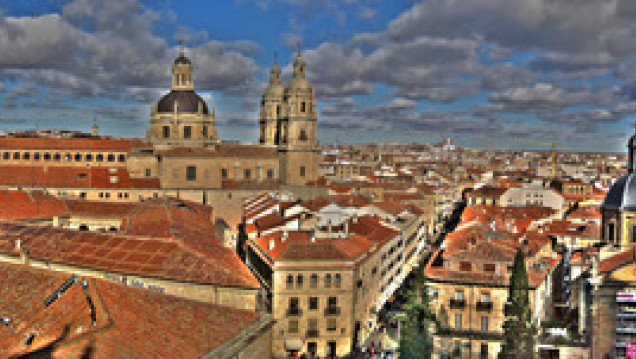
[{"left": 0, "top": 0, "right": 635, "bottom": 152}]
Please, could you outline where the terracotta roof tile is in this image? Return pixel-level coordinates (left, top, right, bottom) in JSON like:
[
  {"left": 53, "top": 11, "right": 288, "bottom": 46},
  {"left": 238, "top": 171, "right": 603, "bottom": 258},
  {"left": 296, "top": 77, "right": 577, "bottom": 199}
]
[{"left": 0, "top": 261, "right": 263, "bottom": 358}]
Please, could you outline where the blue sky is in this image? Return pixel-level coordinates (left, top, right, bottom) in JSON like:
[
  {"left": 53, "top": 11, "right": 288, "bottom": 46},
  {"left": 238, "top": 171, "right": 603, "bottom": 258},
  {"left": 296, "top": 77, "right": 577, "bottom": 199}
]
[{"left": 0, "top": 0, "right": 635, "bottom": 152}]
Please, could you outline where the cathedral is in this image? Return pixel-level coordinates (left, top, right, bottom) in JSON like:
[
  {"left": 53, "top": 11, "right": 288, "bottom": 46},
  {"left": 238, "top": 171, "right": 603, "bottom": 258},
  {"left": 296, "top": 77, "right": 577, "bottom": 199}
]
[{"left": 0, "top": 46, "right": 322, "bottom": 227}]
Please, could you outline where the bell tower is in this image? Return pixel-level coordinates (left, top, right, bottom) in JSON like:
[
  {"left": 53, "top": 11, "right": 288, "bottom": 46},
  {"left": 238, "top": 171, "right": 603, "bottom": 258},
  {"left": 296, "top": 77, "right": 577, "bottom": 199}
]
[
  {"left": 278, "top": 46, "right": 319, "bottom": 185},
  {"left": 259, "top": 54, "right": 284, "bottom": 145}
]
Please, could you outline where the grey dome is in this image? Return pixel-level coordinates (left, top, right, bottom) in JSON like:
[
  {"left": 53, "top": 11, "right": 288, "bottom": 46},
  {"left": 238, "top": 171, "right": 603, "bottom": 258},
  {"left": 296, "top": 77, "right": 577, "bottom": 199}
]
[
  {"left": 603, "top": 174, "right": 636, "bottom": 210},
  {"left": 157, "top": 90, "right": 208, "bottom": 114}
]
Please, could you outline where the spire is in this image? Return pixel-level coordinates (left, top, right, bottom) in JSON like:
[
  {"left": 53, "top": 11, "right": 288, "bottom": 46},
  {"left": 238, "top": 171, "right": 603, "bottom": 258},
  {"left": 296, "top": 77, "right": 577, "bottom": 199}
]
[
  {"left": 270, "top": 52, "right": 281, "bottom": 85},
  {"left": 91, "top": 116, "right": 99, "bottom": 137},
  {"left": 293, "top": 42, "right": 306, "bottom": 78},
  {"left": 179, "top": 40, "right": 185, "bottom": 57}
]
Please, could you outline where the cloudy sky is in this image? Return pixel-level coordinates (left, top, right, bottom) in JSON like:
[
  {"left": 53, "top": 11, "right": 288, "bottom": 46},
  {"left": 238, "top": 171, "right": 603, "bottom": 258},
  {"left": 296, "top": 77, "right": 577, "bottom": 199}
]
[{"left": 0, "top": 0, "right": 635, "bottom": 152}]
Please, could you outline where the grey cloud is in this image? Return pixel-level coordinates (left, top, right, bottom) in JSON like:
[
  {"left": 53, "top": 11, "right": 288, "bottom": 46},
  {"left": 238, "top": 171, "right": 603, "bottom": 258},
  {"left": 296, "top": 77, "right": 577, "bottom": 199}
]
[{"left": 0, "top": 0, "right": 259, "bottom": 104}]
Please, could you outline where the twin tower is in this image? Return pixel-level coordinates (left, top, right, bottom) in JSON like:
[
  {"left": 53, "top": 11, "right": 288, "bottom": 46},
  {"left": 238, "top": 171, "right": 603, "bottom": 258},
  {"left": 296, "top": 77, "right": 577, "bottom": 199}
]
[
  {"left": 259, "top": 48, "right": 319, "bottom": 185},
  {"left": 148, "top": 45, "right": 318, "bottom": 186}
]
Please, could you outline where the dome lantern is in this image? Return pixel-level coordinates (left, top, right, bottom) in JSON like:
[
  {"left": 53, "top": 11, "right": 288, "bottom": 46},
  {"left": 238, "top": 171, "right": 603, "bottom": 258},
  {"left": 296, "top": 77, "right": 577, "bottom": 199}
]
[{"left": 172, "top": 42, "right": 194, "bottom": 91}]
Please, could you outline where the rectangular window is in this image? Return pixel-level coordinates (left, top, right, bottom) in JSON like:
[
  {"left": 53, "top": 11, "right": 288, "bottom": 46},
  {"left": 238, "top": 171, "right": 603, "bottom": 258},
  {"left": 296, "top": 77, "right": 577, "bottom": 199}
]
[
  {"left": 308, "top": 318, "right": 318, "bottom": 330},
  {"left": 300, "top": 166, "right": 306, "bottom": 177},
  {"left": 162, "top": 126, "right": 170, "bottom": 139},
  {"left": 286, "top": 275, "right": 294, "bottom": 289},
  {"left": 334, "top": 273, "right": 341, "bottom": 288},
  {"left": 481, "top": 293, "right": 491, "bottom": 303},
  {"left": 632, "top": 226, "right": 636, "bottom": 243},
  {"left": 310, "top": 274, "right": 318, "bottom": 288},
  {"left": 309, "top": 297, "right": 318, "bottom": 310},
  {"left": 328, "top": 297, "right": 337, "bottom": 308},
  {"left": 186, "top": 166, "right": 197, "bottom": 181},
  {"left": 13, "top": 152, "right": 20, "bottom": 160},
  {"left": 481, "top": 316, "right": 489, "bottom": 332},
  {"left": 481, "top": 344, "right": 488, "bottom": 356},
  {"left": 221, "top": 168, "right": 228, "bottom": 179},
  {"left": 288, "top": 320, "right": 299, "bottom": 334},
  {"left": 244, "top": 169, "right": 251, "bottom": 179},
  {"left": 96, "top": 154, "right": 103, "bottom": 162},
  {"left": 324, "top": 274, "right": 332, "bottom": 288},
  {"left": 289, "top": 297, "right": 299, "bottom": 309},
  {"left": 64, "top": 153, "right": 71, "bottom": 161},
  {"left": 202, "top": 126, "right": 208, "bottom": 138},
  {"left": 43, "top": 153, "right": 51, "bottom": 161},
  {"left": 297, "top": 274, "right": 303, "bottom": 288},
  {"left": 327, "top": 319, "right": 336, "bottom": 331},
  {"left": 2, "top": 152, "right": 8, "bottom": 160},
  {"left": 460, "top": 262, "right": 471, "bottom": 271},
  {"left": 267, "top": 169, "right": 274, "bottom": 179},
  {"left": 483, "top": 263, "right": 496, "bottom": 272},
  {"left": 608, "top": 223, "right": 615, "bottom": 243},
  {"left": 85, "top": 154, "right": 93, "bottom": 161},
  {"left": 33, "top": 152, "right": 40, "bottom": 161},
  {"left": 455, "top": 291, "right": 464, "bottom": 301},
  {"left": 145, "top": 169, "right": 151, "bottom": 177},
  {"left": 183, "top": 126, "right": 192, "bottom": 139},
  {"left": 301, "top": 102, "right": 306, "bottom": 112},
  {"left": 118, "top": 154, "right": 126, "bottom": 162},
  {"left": 23, "top": 152, "right": 30, "bottom": 160},
  {"left": 454, "top": 314, "right": 462, "bottom": 330},
  {"left": 74, "top": 153, "right": 82, "bottom": 162},
  {"left": 107, "top": 154, "right": 115, "bottom": 162}
]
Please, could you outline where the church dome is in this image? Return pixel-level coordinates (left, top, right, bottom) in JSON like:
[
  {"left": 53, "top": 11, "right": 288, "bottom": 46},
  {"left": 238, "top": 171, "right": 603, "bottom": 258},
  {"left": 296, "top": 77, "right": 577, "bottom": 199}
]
[
  {"left": 156, "top": 90, "right": 208, "bottom": 114},
  {"left": 603, "top": 174, "right": 636, "bottom": 210},
  {"left": 264, "top": 83, "right": 285, "bottom": 98},
  {"left": 287, "top": 76, "right": 311, "bottom": 92}
]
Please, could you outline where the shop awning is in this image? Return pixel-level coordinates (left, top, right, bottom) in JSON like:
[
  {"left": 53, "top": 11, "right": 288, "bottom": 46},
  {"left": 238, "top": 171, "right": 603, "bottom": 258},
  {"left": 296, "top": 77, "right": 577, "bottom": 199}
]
[{"left": 285, "top": 339, "right": 303, "bottom": 351}]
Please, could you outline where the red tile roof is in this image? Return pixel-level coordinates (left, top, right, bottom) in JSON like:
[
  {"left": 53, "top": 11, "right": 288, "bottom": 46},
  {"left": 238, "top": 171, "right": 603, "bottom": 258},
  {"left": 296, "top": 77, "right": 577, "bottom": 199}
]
[
  {"left": 0, "top": 223, "right": 259, "bottom": 289},
  {"left": 0, "top": 165, "right": 160, "bottom": 189},
  {"left": 0, "top": 190, "right": 68, "bottom": 221},
  {"left": 0, "top": 137, "right": 140, "bottom": 151},
  {"left": 0, "top": 261, "right": 263, "bottom": 358},
  {"left": 599, "top": 248, "right": 636, "bottom": 274}
]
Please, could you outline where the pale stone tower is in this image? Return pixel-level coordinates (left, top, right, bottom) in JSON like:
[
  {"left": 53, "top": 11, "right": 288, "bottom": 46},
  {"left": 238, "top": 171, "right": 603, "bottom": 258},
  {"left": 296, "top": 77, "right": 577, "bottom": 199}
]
[
  {"left": 91, "top": 117, "right": 99, "bottom": 137},
  {"left": 259, "top": 54, "right": 284, "bottom": 145},
  {"left": 278, "top": 46, "right": 319, "bottom": 185},
  {"left": 148, "top": 44, "right": 217, "bottom": 147}
]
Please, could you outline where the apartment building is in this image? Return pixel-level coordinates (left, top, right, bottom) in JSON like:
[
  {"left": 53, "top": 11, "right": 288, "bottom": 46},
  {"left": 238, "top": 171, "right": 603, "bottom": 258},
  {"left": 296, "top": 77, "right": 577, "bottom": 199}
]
[
  {"left": 425, "top": 223, "right": 560, "bottom": 358},
  {"left": 241, "top": 193, "right": 427, "bottom": 357}
]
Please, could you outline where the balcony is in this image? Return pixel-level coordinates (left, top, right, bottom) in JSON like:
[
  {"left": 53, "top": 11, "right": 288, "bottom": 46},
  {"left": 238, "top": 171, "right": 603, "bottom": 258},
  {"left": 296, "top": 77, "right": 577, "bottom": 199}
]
[
  {"left": 306, "top": 329, "right": 320, "bottom": 338},
  {"left": 476, "top": 301, "right": 493, "bottom": 312},
  {"left": 286, "top": 307, "right": 303, "bottom": 316},
  {"left": 324, "top": 307, "right": 341, "bottom": 316},
  {"left": 449, "top": 299, "right": 466, "bottom": 309}
]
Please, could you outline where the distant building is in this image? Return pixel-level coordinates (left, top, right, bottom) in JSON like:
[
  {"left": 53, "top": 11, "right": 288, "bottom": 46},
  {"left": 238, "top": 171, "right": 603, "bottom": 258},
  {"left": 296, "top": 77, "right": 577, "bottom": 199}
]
[{"left": 0, "top": 46, "right": 323, "bottom": 228}]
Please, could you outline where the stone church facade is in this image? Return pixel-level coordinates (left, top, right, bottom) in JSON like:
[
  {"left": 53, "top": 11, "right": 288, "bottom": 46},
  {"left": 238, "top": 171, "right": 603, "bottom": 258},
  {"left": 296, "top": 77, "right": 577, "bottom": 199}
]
[{"left": 0, "top": 47, "right": 323, "bottom": 228}]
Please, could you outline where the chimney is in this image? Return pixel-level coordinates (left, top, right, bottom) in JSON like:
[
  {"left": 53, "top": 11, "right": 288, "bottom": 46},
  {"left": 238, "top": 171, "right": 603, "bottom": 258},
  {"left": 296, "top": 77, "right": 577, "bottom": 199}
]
[
  {"left": 268, "top": 238, "right": 275, "bottom": 251},
  {"left": 15, "top": 239, "right": 21, "bottom": 252},
  {"left": 282, "top": 231, "right": 288, "bottom": 242}
]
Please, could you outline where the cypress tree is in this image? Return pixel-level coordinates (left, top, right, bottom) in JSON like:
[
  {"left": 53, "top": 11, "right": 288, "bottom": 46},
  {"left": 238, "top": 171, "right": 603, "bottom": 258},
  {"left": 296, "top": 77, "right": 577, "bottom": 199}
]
[
  {"left": 398, "top": 268, "right": 435, "bottom": 358},
  {"left": 499, "top": 248, "right": 536, "bottom": 358}
]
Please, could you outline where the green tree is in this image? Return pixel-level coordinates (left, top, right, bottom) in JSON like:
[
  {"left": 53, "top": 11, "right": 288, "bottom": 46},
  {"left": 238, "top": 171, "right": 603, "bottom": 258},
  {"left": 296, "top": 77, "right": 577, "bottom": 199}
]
[
  {"left": 398, "top": 268, "right": 435, "bottom": 359},
  {"left": 499, "top": 248, "right": 536, "bottom": 359}
]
